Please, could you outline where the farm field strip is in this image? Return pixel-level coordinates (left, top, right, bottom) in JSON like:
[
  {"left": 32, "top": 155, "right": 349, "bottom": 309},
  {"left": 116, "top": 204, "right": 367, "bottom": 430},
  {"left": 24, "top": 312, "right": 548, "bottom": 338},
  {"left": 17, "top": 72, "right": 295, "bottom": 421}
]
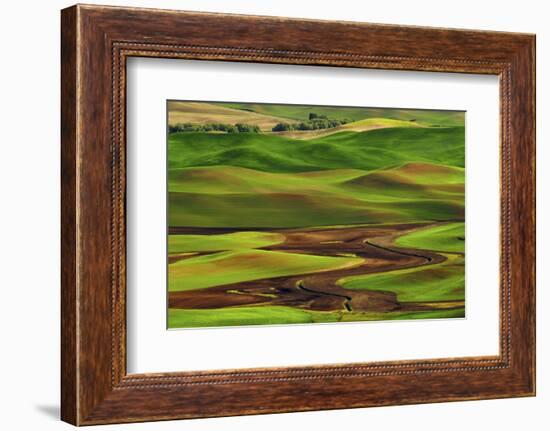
[{"left": 167, "top": 222, "right": 465, "bottom": 327}]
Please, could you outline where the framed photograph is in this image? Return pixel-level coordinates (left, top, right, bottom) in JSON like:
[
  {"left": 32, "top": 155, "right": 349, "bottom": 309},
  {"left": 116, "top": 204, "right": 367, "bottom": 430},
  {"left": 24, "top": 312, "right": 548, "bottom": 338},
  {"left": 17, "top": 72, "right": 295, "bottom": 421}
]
[
  {"left": 164, "top": 99, "right": 467, "bottom": 330},
  {"left": 61, "top": 4, "right": 536, "bottom": 425}
]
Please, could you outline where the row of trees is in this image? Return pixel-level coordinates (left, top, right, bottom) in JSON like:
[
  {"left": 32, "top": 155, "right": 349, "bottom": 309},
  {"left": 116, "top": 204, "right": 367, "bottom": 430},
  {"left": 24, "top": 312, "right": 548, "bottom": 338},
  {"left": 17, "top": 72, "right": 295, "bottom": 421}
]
[
  {"left": 169, "top": 113, "right": 350, "bottom": 134},
  {"left": 272, "top": 113, "right": 351, "bottom": 132},
  {"left": 169, "top": 122, "right": 261, "bottom": 134}
]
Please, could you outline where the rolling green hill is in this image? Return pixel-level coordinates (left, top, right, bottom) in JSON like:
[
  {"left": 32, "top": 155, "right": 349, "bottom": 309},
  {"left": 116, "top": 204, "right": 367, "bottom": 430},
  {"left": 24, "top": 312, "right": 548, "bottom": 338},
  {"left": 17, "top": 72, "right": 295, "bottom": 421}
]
[
  {"left": 168, "top": 163, "right": 464, "bottom": 227},
  {"left": 167, "top": 118, "right": 465, "bottom": 228},
  {"left": 169, "top": 164, "right": 463, "bottom": 197},
  {"left": 168, "top": 126, "right": 465, "bottom": 173}
]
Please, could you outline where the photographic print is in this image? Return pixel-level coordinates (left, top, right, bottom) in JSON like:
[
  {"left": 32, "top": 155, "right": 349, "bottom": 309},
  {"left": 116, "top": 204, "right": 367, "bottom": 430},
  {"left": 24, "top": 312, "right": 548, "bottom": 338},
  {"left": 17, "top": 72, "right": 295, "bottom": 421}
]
[{"left": 167, "top": 101, "right": 465, "bottom": 329}]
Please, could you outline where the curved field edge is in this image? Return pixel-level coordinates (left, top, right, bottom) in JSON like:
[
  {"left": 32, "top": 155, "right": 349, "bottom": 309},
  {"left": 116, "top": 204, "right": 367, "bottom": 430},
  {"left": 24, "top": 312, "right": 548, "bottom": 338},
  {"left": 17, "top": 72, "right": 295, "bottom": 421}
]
[
  {"left": 395, "top": 222, "right": 465, "bottom": 253},
  {"left": 337, "top": 223, "right": 465, "bottom": 302},
  {"left": 168, "top": 249, "right": 363, "bottom": 292},
  {"left": 167, "top": 306, "right": 465, "bottom": 328},
  {"left": 338, "top": 253, "right": 465, "bottom": 302},
  {"left": 168, "top": 231, "right": 285, "bottom": 253}
]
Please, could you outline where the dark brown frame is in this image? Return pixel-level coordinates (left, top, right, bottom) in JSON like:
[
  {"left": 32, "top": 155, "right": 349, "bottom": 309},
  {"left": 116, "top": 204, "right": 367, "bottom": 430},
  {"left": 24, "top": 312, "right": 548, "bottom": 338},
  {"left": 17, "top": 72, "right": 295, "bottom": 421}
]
[{"left": 61, "top": 4, "right": 536, "bottom": 426}]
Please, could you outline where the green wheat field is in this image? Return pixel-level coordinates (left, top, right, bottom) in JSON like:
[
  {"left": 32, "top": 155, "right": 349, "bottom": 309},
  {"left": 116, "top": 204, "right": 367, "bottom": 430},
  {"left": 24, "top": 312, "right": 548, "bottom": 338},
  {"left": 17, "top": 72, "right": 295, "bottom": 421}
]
[{"left": 166, "top": 101, "right": 465, "bottom": 329}]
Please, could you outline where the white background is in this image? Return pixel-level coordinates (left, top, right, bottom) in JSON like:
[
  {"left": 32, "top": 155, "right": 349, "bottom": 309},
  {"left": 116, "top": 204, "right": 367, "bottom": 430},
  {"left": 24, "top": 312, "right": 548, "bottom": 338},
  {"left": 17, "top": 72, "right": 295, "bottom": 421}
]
[
  {"left": 0, "top": 0, "right": 547, "bottom": 430},
  {"left": 127, "top": 59, "right": 500, "bottom": 373}
]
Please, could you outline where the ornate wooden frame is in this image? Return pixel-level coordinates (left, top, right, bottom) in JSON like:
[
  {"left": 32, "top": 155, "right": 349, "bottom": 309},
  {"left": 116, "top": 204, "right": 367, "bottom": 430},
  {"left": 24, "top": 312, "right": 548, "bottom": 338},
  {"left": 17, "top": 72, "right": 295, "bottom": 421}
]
[{"left": 61, "top": 4, "right": 536, "bottom": 425}]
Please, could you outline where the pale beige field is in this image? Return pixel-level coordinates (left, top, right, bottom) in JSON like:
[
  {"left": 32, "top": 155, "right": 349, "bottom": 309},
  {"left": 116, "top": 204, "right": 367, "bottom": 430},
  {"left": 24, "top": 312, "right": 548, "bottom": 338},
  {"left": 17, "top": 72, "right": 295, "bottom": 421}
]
[{"left": 168, "top": 101, "right": 292, "bottom": 131}]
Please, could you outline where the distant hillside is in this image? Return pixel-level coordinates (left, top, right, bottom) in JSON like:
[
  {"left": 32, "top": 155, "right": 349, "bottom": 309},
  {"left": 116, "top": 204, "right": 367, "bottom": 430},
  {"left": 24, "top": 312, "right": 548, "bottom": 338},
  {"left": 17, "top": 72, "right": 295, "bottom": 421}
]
[
  {"left": 217, "top": 102, "right": 465, "bottom": 127},
  {"left": 168, "top": 101, "right": 292, "bottom": 131},
  {"left": 271, "top": 118, "right": 423, "bottom": 140}
]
